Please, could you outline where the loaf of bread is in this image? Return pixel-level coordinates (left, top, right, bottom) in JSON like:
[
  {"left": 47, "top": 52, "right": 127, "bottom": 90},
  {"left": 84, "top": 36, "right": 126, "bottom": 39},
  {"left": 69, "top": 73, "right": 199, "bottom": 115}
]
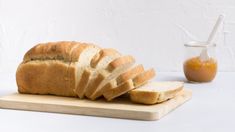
[
  {"left": 16, "top": 41, "right": 156, "bottom": 100},
  {"left": 16, "top": 41, "right": 183, "bottom": 104}
]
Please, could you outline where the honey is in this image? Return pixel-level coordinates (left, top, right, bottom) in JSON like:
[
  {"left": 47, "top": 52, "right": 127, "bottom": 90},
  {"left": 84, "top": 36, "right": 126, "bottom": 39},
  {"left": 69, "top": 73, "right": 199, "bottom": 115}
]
[{"left": 183, "top": 56, "right": 217, "bottom": 82}]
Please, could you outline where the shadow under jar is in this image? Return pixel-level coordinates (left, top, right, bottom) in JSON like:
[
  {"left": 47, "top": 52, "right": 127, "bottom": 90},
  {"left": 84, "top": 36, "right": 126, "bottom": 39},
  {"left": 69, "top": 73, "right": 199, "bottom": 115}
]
[{"left": 183, "top": 42, "right": 217, "bottom": 83}]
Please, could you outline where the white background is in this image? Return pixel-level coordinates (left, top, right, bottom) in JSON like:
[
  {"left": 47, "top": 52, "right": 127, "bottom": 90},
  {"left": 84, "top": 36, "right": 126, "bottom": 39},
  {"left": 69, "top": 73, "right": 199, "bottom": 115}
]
[
  {"left": 0, "top": 1, "right": 235, "bottom": 131},
  {"left": 0, "top": 0, "right": 234, "bottom": 73}
]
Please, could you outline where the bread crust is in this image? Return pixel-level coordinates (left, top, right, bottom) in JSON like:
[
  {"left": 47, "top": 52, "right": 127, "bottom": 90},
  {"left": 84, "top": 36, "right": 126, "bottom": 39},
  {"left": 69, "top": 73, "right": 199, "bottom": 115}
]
[
  {"left": 70, "top": 43, "right": 99, "bottom": 62},
  {"left": 68, "top": 62, "right": 78, "bottom": 96},
  {"left": 157, "top": 85, "right": 183, "bottom": 102},
  {"left": 16, "top": 60, "right": 76, "bottom": 97},
  {"left": 133, "top": 68, "right": 155, "bottom": 87},
  {"left": 23, "top": 41, "right": 101, "bottom": 62},
  {"left": 90, "top": 48, "right": 121, "bottom": 68},
  {"left": 116, "top": 64, "right": 144, "bottom": 84},
  {"left": 130, "top": 90, "right": 159, "bottom": 105},
  {"left": 103, "top": 80, "right": 134, "bottom": 101},
  {"left": 23, "top": 41, "right": 80, "bottom": 62},
  {"left": 106, "top": 55, "right": 135, "bottom": 72}
]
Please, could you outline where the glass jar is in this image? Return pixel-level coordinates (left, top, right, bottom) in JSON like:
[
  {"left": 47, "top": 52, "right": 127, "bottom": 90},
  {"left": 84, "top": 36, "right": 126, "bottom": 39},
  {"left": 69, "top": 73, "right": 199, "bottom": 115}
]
[{"left": 183, "top": 41, "right": 217, "bottom": 82}]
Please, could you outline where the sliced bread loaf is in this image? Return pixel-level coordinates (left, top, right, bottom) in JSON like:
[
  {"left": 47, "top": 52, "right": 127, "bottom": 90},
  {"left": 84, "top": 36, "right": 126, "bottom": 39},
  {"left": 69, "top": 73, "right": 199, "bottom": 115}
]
[
  {"left": 103, "top": 68, "right": 155, "bottom": 101},
  {"left": 129, "top": 81, "right": 184, "bottom": 104}
]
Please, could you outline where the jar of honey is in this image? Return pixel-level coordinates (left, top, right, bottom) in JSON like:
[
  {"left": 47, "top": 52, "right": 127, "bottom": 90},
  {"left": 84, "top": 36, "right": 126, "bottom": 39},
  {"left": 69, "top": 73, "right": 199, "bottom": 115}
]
[{"left": 183, "top": 42, "right": 217, "bottom": 82}]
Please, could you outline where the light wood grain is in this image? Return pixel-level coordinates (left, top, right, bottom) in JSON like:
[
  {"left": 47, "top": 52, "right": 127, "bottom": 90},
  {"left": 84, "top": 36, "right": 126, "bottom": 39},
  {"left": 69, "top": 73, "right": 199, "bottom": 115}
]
[{"left": 0, "top": 89, "right": 192, "bottom": 121}]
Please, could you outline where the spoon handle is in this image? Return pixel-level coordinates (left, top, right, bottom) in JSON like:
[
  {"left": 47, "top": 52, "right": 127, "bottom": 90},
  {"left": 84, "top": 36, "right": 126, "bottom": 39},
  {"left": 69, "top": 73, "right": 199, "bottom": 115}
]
[{"left": 207, "top": 15, "right": 225, "bottom": 43}]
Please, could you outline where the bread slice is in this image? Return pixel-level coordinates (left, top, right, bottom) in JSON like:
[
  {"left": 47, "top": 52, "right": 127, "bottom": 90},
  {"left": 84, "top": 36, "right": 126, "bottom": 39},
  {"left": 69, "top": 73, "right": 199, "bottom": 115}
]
[
  {"left": 74, "top": 49, "right": 121, "bottom": 98},
  {"left": 85, "top": 55, "right": 135, "bottom": 99},
  {"left": 103, "top": 68, "right": 155, "bottom": 101},
  {"left": 130, "top": 81, "right": 184, "bottom": 105},
  {"left": 70, "top": 43, "right": 101, "bottom": 96},
  {"left": 90, "top": 64, "right": 145, "bottom": 100},
  {"left": 116, "top": 64, "right": 144, "bottom": 85}
]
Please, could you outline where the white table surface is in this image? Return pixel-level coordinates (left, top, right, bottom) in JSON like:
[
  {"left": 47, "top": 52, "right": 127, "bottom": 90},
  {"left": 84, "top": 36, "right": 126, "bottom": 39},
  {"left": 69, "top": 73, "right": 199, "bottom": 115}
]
[{"left": 0, "top": 72, "right": 234, "bottom": 132}]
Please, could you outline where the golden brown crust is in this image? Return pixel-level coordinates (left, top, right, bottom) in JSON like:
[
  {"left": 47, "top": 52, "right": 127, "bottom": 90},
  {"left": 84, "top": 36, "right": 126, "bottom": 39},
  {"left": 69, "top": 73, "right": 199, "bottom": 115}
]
[
  {"left": 70, "top": 43, "right": 92, "bottom": 61},
  {"left": 90, "top": 48, "right": 121, "bottom": 68},
  {"left": 158, "top": 86, "right": 183, "bottom": 103},
  {"left": 103, "top": 80, "right": 134, "bottom": 101},
  {"left": 130, "top": 90, "right": 159, "bottom": 105},
  {"left": 116, "top": 64, "right": 144, "bottom": 84},
  {"left": 16, "top": 60, "right": 76, "bottom": 97},
  {"left": 106, "top": 55, "right": 135, "bottom": 72},
  {"left": 68, "top": 62, "right": 78, "bottom": 97},
  {"left": 133, "top": 68, "right": 155, "bottom": 87},
  {"left": 23, "top": 41, "right": 80, "bottom": 62},
  {"left": 23, "top": 41, "right": 101, "bottom": 63}
]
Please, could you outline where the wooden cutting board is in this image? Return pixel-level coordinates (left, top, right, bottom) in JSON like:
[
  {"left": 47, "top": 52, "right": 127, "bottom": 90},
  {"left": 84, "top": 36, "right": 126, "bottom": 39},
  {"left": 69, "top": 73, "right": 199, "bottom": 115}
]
[{"left": 0, "top": 89, "right": 192, "bottom": 121}]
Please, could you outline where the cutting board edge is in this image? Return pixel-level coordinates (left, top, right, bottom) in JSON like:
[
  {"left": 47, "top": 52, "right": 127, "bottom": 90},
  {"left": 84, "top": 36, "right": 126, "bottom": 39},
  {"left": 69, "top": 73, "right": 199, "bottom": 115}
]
[
  {"left": 0, "top": 99, "right": 159, "bottom": 120},
  {"left": 0, "top": 89, "right": 192, "bottom": 121}
]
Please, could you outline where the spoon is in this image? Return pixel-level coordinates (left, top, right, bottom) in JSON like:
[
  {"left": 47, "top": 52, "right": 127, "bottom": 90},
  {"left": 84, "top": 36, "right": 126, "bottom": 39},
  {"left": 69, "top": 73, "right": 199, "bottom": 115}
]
[{"left": 199, "top": 15, "right": 225, "bottom": 61}]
